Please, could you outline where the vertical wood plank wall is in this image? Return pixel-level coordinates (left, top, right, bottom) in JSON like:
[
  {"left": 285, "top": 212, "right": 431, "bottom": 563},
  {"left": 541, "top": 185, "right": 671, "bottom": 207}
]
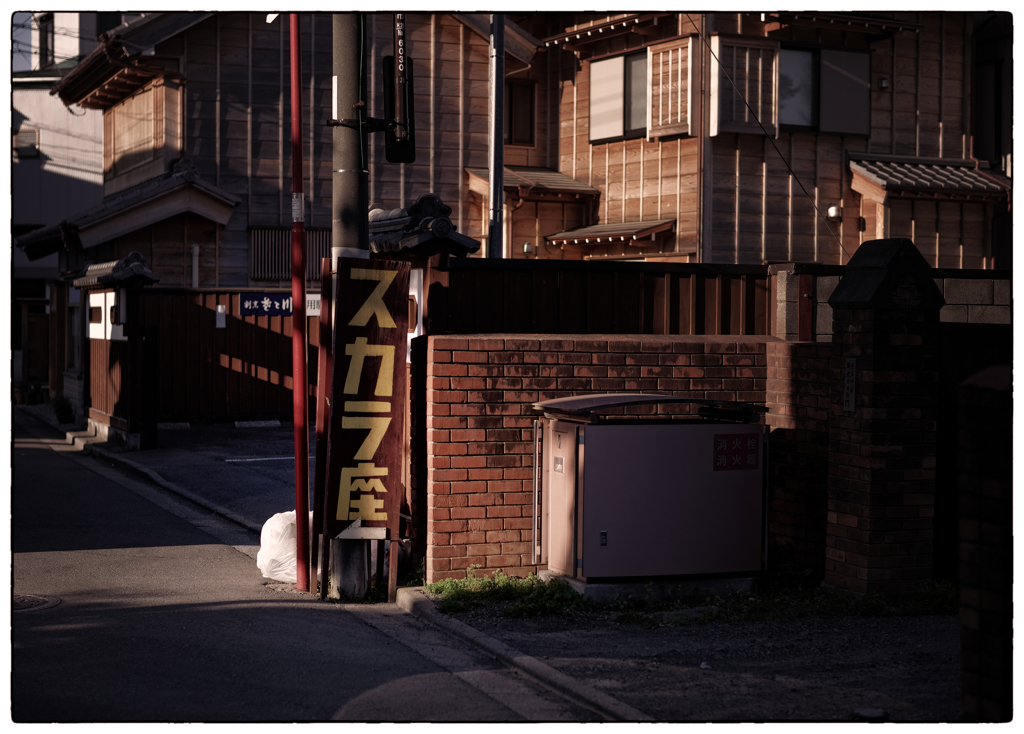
[{"left": 134, "top": 289, "right": 320, "bottom": 422}]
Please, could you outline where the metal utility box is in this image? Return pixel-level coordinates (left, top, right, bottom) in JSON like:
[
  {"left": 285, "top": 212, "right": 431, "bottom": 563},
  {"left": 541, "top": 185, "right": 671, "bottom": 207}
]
[{"left": 532, "top": 394, "right": 767, "bottom": 581}]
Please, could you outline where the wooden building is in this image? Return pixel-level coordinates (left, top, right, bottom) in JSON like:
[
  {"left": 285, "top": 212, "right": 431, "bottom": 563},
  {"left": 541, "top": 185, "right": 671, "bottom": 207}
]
[{"left": 15, "top": 11, "right": 1011, "bottom": 438}]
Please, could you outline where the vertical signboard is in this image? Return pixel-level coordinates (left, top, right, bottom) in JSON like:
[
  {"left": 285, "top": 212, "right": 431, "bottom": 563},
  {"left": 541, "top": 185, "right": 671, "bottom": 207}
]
[{"left": 323, "top": 259, "right": 410, "bottom": 543}]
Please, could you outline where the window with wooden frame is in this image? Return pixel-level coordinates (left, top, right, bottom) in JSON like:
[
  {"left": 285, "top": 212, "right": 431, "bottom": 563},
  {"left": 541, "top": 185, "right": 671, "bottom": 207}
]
[
  {"left": 710, "top": 34, "right": 779, "bottom": 137},
  {"left": 504, "top": 79, "right": 535, "bottom": 146},
  {"left": 38, "top": 13, "right": 54, "bottom": 68},
  {"left": 647, "top": 36, "right": 694, "bottom": 138},
  {"left": 777, "top": 47, "right": 870, "bottom": 136},
  {"left": 103, "top": 79, "right": 166, "bottom": 179},
  {"left": 589, "top": 51, "right": 648, "bottom": 142}
]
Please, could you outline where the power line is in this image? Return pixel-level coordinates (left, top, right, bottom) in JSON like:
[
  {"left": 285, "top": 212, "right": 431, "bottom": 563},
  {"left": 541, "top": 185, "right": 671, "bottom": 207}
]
[{"left": 685, "top": 14, "right": 850, "bottom": 263}]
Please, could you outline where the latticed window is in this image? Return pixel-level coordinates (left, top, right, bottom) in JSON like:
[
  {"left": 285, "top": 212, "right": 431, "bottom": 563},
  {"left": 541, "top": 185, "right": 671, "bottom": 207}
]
[
  {"left": 13, "top": 128, "right": 40, "bottom": 160},
  {"left": 710, "top": 34, "right": 779, "bottom": 137},
  {"left": 103, "top": 81, "right": 165, "bottom": 178},
  {"left": 249, "top": 228, "right": 332, "bottom": 282},
  {"left": 647, "top": 36, "right": 694, "bottom": 138}
]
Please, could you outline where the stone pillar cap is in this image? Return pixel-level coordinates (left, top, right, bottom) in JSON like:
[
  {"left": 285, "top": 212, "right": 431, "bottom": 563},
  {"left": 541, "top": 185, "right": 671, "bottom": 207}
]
[{"left": 828, "top": 238, "right": 944, "bottom": 311}]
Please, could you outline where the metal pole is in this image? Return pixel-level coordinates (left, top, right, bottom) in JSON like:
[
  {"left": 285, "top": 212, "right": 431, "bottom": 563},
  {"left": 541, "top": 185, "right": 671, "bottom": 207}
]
[
  {"left": 487, "top": 13, "right": 504, "bottom": 259},
  {"left": 332, "top": 13, "right": 370, "bottom": 267},
  {"left": 289, "top": 13, "right": 310, "bottom": 592}
]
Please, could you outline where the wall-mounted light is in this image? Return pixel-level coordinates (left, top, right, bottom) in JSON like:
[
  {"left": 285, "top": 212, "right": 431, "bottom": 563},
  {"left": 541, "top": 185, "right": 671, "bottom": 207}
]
[
  {"left": 878, "top": 77, "right": 890, "bottom": 91},
  {"left": 826, "top": 205, "right": 842, "bottom": 222},
  {"left": 523, "top": 241, "right": 533, "bottom": 255}
]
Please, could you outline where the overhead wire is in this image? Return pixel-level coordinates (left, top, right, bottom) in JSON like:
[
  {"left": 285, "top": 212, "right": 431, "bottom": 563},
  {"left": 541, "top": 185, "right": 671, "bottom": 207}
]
[{"left": 684, "top": 13, "right": 851, "bottom": 262}]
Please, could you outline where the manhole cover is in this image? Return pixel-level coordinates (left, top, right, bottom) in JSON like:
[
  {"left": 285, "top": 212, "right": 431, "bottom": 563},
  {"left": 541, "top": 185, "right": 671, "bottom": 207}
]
[{"left": 13, "top": 594, "right": 61, "bottom": 612}]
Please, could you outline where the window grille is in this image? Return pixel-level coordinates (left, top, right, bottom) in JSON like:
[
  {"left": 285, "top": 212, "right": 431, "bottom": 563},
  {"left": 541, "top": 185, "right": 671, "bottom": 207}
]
[
  {"left": 13, "top": 128, "right": 40, "bottom": 159},
  {"left": 249, "top": 228, "right": 331, "bottom": 282}
]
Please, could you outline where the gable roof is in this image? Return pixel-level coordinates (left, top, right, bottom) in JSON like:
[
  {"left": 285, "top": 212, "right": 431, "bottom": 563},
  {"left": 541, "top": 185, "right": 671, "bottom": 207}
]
[
  {"left": 51, "top": 12, "right": 211, "bottom": 108},
  {"left": 15, "top": 160, "right": 240, "bottom": 260}
]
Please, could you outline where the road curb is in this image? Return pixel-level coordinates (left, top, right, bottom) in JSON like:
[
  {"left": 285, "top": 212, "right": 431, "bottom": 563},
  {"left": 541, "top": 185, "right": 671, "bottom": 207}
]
[
  {"left": 85, "top": 444, "right": 264, "bottom": 536},
  {"left": 396, "top": 587, "right": 653, "bottom": 722}
]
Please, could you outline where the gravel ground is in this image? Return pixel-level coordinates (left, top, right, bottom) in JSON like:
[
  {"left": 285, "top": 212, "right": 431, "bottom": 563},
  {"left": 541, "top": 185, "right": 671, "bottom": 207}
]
[{"left": 443, "top": 603, "right": 961, "bottom": 722}]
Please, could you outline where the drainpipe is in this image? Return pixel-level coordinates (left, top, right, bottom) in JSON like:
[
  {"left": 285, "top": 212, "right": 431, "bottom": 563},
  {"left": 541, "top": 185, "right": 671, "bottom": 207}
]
[
  {"left": 487, "top": 13, "right": 505, "bottom": 259},
  {"left": 191, "top": 244, "right": 199, "bottom": 288}
]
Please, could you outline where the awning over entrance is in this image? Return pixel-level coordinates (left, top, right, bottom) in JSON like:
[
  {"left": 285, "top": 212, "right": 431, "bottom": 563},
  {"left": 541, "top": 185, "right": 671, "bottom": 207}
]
[
  {"left": 545, "top": 219, "right": 676, "bottom": 247},
  {"left": 848, "top": 153, "right": 1010, "bottom": 204}
]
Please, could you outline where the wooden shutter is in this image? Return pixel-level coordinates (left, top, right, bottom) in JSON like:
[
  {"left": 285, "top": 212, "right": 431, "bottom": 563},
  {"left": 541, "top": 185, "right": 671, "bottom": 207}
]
[
  {"left": 710, "top": 34, "right": 779, "bottom": 137},
  {"left": 647, "top": 36, "right": 693, "bottom": 138}
]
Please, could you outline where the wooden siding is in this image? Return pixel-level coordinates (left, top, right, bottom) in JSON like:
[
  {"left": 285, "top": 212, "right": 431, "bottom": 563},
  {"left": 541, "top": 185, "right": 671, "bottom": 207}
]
[{"left": 136, "top": 289, "right": 320, "bottom": 421}]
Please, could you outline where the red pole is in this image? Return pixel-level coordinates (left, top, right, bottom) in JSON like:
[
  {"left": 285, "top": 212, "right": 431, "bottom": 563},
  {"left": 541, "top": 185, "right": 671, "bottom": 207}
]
[{"left": 289, "top": 13, "right": 310, "bottom": 592}]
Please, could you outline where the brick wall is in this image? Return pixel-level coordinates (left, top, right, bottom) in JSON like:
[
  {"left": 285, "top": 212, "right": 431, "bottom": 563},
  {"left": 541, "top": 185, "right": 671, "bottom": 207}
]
[
  {"left": 764, "top": 340, "right": 833, "bottom": 573},
  {"left": 957, "top": 365, "right": 1012, "bottom": 722},
  {"left": 825, "top": 307, "right": 941, "bottom": 594},
  {"left": 413, "top": 334, "right": 773, "bottom": 583}
]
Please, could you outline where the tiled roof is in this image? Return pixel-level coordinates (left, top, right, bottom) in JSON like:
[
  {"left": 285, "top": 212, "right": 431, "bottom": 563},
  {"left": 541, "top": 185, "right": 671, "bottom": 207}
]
[
  {"left": 848, "top": 154, "right": 1010, "bottom": 200},
  {"left": 465, "top": 166, "right": 599, "bottom": 195},
  {"left": 545, "top": 219, "right": 676, "bottom": 245}
]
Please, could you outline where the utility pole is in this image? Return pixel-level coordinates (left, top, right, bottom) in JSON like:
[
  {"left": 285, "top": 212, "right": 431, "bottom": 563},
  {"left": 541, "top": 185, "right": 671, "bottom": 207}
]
[
  {"left": 487, "top": 14, "right": 504, "bottom": 259},
  {"left": 332, "top": 13, "right": 370, "bottom": 266}
]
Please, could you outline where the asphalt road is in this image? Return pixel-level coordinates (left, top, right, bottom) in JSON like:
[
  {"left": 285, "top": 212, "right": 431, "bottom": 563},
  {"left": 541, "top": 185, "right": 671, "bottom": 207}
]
[{"left": 10, "top": 411, "right": 597, "bottom": 722}]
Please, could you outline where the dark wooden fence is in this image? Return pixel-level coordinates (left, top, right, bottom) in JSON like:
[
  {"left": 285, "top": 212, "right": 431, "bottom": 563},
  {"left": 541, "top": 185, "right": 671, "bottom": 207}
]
[
  {"left": 135, "top": 289, "right": 320, "bottom": 422},
  {"left": 425, "top": 258, "right": 771, "bottom": 336}
]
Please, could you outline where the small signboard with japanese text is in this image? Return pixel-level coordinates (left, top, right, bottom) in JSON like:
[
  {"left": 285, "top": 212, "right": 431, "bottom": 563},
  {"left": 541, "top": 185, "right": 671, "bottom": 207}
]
[
  {"left": 712, "top": 433, "right": 761, "bottom": 471},
  {"left": 240, "top": 293, "right": 320, "bottom": 318},
  {"left": 322, "top": 259, "right": 409, "bottom": 541}
]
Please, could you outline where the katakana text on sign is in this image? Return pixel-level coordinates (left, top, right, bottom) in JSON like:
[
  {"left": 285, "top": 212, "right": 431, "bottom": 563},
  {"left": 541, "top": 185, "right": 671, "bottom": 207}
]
[{"left": 323, "top": 261, "right": 410, "bottom": 540}]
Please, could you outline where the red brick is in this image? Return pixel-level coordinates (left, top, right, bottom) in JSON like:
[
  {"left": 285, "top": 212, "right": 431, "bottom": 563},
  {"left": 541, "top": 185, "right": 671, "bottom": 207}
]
[
  {"left": 485, "top": 555, "right": 522, "bottom": 567},
  {"left": 432, "top": 545, "right": 468, "bottom": 559},
  {"left": 433, "top": 337, "right": 468, "bottom": 350},
  {"left": 451, "top": 455, "right": 488, "bottom": 469},
  {"left": 466, "top": 543, "right": 501, "bottom": 556},
  {"left": 429, "top": 558, "right": 451, "bottom": 571},
  {"left": 575, "top": 339, "right": 608, "bottom": 352},
  {"left": 466, "top": 338, "right": 505, "bottom": 351},
  {"left": 428, "top": 350, "right": 452, "bottom": 364},
  {"left": 428, "top": 519, "right": 467, "bottom": 533},
  {"left": 608, "top": 339, "right": 642, "bottom": 352},
  {"left": 468, "top": 518, "right": 503, "bottom": 531},
  {"left": 453, "top": 351, "right": 488, "bottom": 363},
  {"left": 451, "top": 507, "right": 487, "bottom": 520},
  {"left": 558, "top": 352, "right": 592, "bottom": 364},
  {"left": 503, "top": 492, "right": 532, "bottom": 505},
  {"left": 451, "top": 556, "right": 489, "bottom": 571},
  {"left": 506, "top": 338, "right": 541, "bottom": 351},
  {"left": 539, "top": 339, "right": 574, "bottom": 352},
  {"left": 487, "top": 505, "right": 522, "bottom": 518},
  {"left": 524, "top": 352, "right": 558, "bottom": 364},
  {"left": 429, "top": 469, "right": 467, "bottom": 482},
  {"left": 468, "top": 494, "right": 498, "bottom": 507},
  {"left": 450, "top": 531, "right": 486, "bottom": 544},
  {"left": 428, "top": 363, "right": 468, "bottom": 377},
  {"left": 428, "top": 532, "right": 451, "bottom": 546},
  {"left": 501, "top": 542, "right": 532, "bottom": 555},
  {"left": 451, "top": 480, "right": 488, "bottom": 493}
]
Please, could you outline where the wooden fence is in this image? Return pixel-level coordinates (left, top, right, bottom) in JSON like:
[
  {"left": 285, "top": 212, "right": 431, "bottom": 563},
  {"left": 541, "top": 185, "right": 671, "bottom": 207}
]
[
  {"left": 135, "top": 289, "right": 320, "bottom": 422},
  {"left": 424, "top": 258, "right": 771, "bottom": 336}
]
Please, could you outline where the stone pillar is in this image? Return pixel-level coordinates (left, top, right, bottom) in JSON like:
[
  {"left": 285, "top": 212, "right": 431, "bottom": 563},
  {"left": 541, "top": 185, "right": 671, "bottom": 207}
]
[{"left": 824, "top": 239, "right": 944, "bottom": 594}]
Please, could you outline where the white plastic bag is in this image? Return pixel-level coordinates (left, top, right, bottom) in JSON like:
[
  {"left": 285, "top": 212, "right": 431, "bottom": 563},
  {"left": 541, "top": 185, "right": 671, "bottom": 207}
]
[{"left": 256, "top": 510, "right": 313, "bottom": 583}]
